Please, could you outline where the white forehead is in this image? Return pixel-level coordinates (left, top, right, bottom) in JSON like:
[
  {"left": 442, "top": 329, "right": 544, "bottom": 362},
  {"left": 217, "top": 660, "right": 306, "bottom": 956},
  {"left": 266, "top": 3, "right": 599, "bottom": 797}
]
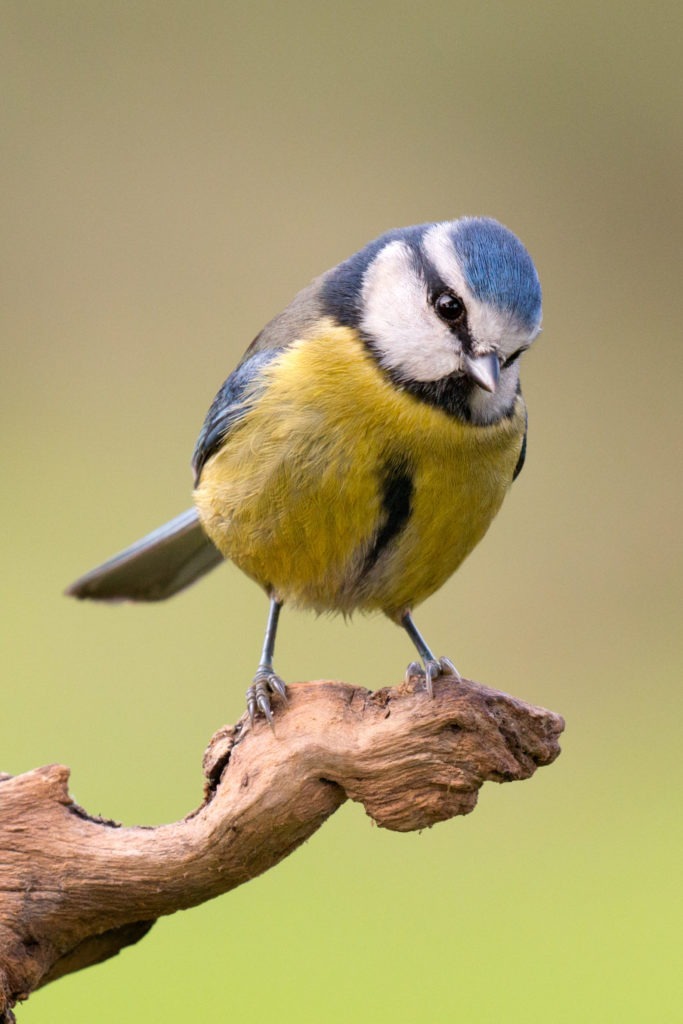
[
  {"left": 422, "top": 223, "right": 473, "bottom": 304},
  {"left": 422, "top": 222, "right": 533, "bottom": 353}
]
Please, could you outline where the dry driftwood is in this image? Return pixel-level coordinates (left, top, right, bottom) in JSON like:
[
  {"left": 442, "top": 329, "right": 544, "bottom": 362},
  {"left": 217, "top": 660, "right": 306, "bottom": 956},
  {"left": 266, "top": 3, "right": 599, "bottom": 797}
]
[{"left": 0, "top": 675, "right": 564, "bottom": 1021}]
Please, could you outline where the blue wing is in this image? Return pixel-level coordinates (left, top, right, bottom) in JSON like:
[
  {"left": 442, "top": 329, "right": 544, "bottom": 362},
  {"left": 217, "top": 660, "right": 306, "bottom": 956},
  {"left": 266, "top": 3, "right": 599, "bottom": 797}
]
[{"left": 192, "top": 349, "right": 280, "bottom": 484}]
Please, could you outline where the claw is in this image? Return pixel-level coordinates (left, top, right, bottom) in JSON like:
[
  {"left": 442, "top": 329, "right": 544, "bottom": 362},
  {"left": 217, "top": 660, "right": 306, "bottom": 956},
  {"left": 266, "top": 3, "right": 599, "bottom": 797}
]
[
  {"left": 268, "top": 674, "right": 288, "bottom": 701},
  {"left": 404, "top": 660, "right": 425, "bottom": 684},
  {"left": 401, "top": 612, "right": 460, "bottom": 699},
  {"left": 438, "top": 657, "right": 461, "bottom": 681},
  {"left": 246, "top": 690, "right": 257, "bottom": 725},
  {"left": 424, "top": 659, "right": 439, "bottom": 698},
  {"left": 414, "top": 656, "right": 461, "bottom": 698},
  {"left": 257, "top": 691, "right": 274, "bottom": 726},
  {"left": 246, "top": 667, "right": 287, "bottom": 726}
]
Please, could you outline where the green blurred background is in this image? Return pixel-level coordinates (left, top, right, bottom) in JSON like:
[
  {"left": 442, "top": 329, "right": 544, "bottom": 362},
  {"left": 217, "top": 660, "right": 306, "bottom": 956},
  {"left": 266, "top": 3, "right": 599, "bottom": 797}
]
[{"left": 2, "top": 2, "right": 681, "bottom": 1021}]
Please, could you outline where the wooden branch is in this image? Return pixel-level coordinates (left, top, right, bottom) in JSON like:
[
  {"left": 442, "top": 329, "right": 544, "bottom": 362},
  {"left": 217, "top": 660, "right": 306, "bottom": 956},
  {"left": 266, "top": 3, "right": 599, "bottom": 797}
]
[{"left": 0, "top": 676, "right": 564, "bottom": 1021}]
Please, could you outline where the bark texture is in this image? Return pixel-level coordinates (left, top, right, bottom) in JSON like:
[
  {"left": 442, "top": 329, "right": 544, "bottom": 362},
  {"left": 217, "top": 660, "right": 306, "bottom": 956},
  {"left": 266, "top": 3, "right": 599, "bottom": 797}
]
[{"left": 0, "top": 676, "right": 564, "bottom": 1021}]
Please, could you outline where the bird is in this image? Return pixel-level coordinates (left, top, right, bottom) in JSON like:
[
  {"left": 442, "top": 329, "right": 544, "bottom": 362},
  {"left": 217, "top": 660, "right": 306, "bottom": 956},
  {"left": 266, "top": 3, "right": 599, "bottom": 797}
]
[{"left": 67, "top": 217, "right": 542, "bottom": 723}]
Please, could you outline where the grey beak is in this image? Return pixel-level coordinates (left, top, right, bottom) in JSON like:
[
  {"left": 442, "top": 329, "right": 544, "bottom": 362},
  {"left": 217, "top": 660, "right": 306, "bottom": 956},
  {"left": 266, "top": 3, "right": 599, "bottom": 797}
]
[{"left": 464, "top": 352, "right": 500, "bottom": 393}]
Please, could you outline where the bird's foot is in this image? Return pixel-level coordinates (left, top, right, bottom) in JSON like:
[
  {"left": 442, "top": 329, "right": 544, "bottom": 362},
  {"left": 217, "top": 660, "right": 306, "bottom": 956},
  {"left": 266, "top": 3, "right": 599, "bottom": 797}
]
[
  {"left": 246, "top": 667, "right": 287, "bottom": 726},
  {"left": 405, "top": 656, "right": 460, "bottom": 698}
]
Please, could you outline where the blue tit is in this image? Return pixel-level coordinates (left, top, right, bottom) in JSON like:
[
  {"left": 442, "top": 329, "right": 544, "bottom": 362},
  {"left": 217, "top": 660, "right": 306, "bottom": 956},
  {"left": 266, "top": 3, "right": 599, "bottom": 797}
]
[{"left": 68, "top": 217, "right": 543, "bottom": 723}]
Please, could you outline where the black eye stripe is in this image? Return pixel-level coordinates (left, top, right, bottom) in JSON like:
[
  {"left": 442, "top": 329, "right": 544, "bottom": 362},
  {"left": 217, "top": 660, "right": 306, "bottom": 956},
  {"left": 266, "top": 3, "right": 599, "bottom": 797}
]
[{"left": 501, "top": 347, "right": 527, "bottom": 369}]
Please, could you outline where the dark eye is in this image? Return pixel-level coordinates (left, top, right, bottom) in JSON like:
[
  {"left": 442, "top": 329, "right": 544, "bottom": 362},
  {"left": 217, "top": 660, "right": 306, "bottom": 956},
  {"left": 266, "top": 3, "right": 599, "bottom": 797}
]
[{"left": 434, "top": 291, "right": 465, "bottom": 324}]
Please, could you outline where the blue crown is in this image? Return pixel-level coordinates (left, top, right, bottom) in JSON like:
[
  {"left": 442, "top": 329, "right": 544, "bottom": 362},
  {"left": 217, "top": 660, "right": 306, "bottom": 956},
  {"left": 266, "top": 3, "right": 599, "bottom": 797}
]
[{"left": 450, "top": 218, "right": 542, "bottom": 332}]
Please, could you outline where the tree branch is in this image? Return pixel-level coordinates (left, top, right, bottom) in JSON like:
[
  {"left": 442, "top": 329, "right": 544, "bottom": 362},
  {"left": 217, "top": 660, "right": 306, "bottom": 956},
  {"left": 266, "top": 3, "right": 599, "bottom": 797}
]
[{"left": 0, "top": 676, "right": 564, "bottom": 1021}]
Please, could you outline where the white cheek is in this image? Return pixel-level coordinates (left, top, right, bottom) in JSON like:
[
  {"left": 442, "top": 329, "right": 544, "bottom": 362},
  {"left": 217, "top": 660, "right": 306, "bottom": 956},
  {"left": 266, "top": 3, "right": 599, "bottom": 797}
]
[{"left": 360, "top": 241, "right": 460, "bottom": 382}]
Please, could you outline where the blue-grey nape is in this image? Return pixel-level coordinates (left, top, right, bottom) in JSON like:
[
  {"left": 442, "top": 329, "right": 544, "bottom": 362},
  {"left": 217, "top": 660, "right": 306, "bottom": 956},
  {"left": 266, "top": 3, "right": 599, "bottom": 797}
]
[
  {"left": 322, "top": 224, "right": 429, "bottom": 328},
  {"left": 449, "top": 218, "right": 542, "bottom": 333}
]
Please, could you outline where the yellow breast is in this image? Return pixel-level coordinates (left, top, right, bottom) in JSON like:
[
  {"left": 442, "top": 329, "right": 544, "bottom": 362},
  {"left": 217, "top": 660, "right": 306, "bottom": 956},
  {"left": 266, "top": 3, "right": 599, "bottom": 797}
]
[{"left": 194, "top": 322, "right": 526, "bottom": 619}]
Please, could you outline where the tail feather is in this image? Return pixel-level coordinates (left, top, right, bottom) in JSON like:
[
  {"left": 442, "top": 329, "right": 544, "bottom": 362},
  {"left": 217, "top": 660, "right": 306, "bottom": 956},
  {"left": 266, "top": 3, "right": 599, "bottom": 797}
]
[{"left": 66, "top": 508, "right": 223, "bottom": 602}]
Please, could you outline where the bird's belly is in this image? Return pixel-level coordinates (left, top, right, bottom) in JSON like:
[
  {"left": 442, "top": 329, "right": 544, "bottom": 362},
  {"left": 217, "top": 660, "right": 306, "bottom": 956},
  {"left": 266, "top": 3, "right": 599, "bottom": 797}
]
[
  {"left": 194, "top": 424, "right": 385, "bottom": 611},
  {"left": 360, "top": 448, "right": 515, "bottom": 618},
  {"left": 193, "top": 327, "right": 525, "bottom": 617}
]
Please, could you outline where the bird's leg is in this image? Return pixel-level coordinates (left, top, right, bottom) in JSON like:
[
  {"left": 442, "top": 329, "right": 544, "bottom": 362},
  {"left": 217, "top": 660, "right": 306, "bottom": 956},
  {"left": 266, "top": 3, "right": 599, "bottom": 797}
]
[
  {"left": 246, "top": 596, "right": 287, "bottom": 725},
  {"left": 400, "top": 610, "right": 460, "bottom": 698}
]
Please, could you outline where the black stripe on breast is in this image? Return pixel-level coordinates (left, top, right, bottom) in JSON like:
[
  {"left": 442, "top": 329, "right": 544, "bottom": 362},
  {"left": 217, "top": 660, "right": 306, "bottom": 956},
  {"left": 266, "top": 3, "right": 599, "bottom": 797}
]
[{"left": 362, "top": 456, "right": 414, "bottom": 575}]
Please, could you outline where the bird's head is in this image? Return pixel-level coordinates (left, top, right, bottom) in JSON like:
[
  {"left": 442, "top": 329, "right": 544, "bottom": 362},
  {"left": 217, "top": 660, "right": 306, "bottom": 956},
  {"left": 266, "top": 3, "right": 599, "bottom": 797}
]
[{"left": 323, "top": 217, "right": 542, "bottom": 423}]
